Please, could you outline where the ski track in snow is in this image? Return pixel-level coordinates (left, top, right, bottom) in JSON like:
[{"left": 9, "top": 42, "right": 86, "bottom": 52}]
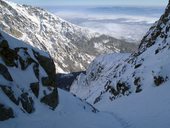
[{"left": 103, "top": 111, "right": 131, "bottom": 128}]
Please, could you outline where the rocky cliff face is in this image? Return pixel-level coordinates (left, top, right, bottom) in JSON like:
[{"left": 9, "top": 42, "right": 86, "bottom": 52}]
[
  {"left": 0, "top": 30, "right": 58, "bottom": 121},
  {"left": 70, "top": 1, "right": 170, "bottom": 105},
  {"left": 0, "top": 0, "right": 137, "bottom": 73}
]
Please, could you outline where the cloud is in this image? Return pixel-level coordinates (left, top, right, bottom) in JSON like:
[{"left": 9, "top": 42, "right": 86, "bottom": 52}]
[{"left": 50, "top": 7, "right": 161, "bottom": 42}]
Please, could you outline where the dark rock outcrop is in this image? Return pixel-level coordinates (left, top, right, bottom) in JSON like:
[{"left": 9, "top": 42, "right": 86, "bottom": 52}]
[
  {"left": 41, "top": 88, "right": 59, "bottom": 110},
  {"left": 0, "top": 31, "right": 59, "bottom": 120},
  {"left": 20, "top": 93, "right": 35, "bottom": 113},
  {"left": 0, "top": 103, "right": 14, "bottom": 121},
  {"left": 0, "top": 42, "right": 18, "bottom": 67},
  {"left": 33, "top": 50, "right": 57, "bottom": 87},
  {"left": 0, "top": 86, "right": 19, "bottom": 105},
  {"left": 0, "top": 63, "right": 13, "bottom": 81},
  {"left": 30, "top": 82, "right": 39, "bottom": 98}
]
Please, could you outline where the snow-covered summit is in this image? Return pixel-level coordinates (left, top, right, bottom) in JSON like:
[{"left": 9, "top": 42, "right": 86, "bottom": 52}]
[{"left": 0, "top": 0, "right": 137, "bottom": 73}]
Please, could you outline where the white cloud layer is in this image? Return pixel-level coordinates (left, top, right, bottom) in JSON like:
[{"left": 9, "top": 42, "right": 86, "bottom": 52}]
[{"left": 49, "top": 6, "right": 163, "bottom": 42}]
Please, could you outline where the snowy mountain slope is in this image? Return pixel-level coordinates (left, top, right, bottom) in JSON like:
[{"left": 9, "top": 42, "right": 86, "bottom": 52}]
[
  {"left": 71, "top": 53, "right": 130, "bottom": 100},
  {"left": 0, "top": 30, "right": 58, "bottom": 120},
  {"left": 0, "top": 1, "right": 135, "bottom": 127},
  {"left": 0, "top": 89, "right": 124, "bottom": 128},
  {"left": 0, "top": 0, "right": 137, "bottom": 73},
  {"left": 70, "top": 2, "right": 170, "bottom": 127},
  {"left": 71, "top": 0, "right": 170, "bottom": 105},
  {"left": 95, "top": 82, "right": 170, "bottom": 128},
  {"left": 0, "top": 29, "right": 126, "bottom": 128}
]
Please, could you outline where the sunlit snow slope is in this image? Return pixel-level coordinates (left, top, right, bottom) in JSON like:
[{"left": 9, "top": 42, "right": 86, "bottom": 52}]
[{"left": 71, "top": 2, "right": 170, "bottom": 128}]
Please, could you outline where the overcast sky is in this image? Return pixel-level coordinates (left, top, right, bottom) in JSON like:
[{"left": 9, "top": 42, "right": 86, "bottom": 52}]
[{"left": 10, "top": 0, "right": 168, "bottom": 6}]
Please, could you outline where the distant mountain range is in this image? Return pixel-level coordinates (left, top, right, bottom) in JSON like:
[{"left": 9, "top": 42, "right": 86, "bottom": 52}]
[
  {"left": 0, "top": 0, "right": 137, "bottom": 73},
  {"left": 44, "top": 5, "right": 165, "bottom": 42}
]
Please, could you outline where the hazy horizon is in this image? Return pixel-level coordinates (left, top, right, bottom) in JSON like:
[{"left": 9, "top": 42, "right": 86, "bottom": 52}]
[
  {"left": 10, "top": 0, "right": 168, "bottom": 7},
  {"left": 42, "top": 5, "right": 164, "bottom": 42},
  {"left": 7, "top": 0, "right": 167, "bottom": 42}
]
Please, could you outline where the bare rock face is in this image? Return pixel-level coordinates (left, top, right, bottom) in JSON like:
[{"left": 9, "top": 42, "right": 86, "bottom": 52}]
[{"left": 0, "top": 31, "right": 59, "bottom": 120}]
